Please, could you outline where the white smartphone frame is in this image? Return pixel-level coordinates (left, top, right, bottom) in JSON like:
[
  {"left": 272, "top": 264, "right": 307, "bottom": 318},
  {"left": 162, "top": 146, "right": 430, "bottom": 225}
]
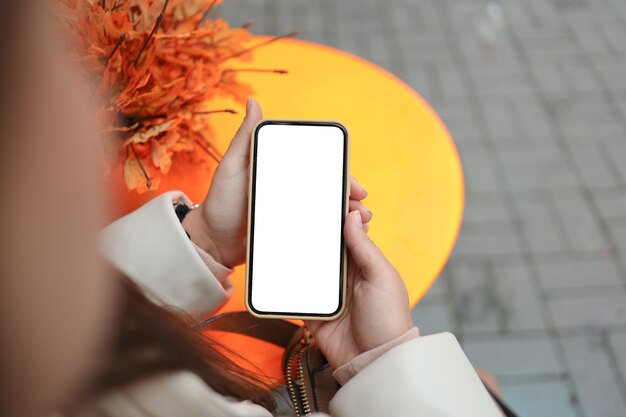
[{"left": 245, "top": 119, "right": 350, "bottom": 320}]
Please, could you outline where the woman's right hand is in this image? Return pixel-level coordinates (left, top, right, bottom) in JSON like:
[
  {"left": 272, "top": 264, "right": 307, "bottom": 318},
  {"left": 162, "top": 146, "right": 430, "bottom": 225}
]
[{"left": 305, "top": 210, "right": 414, "bottom": 370}]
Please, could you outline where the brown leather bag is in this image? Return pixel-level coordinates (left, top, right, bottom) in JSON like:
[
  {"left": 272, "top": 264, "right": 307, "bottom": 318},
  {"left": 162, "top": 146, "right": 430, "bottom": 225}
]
[{"left": 200, "top": 311, "right": 340, "bottom": 417}]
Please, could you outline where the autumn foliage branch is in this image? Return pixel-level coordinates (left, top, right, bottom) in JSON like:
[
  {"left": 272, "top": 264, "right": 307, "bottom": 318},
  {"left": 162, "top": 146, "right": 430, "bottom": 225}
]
[{"left": 58, "top": 0, "right": 294, "bottom": 192}]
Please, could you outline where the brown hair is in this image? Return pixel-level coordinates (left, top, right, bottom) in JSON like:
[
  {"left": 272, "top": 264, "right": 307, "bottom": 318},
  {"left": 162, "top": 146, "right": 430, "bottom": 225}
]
[{"left": 80, "top": 273, "right": 276, "bottom": 412}]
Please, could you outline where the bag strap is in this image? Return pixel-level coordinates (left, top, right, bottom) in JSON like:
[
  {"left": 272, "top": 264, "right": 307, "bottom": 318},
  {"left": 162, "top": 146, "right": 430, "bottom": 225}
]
[{"left": 198, "top": 311, "right": 301, "bottom": 348}]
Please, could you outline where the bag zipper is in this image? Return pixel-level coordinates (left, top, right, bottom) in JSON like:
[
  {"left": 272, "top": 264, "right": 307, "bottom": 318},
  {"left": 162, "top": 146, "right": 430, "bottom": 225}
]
[{"left": 285, "top": 331, "right": 313, "bottom": 416}]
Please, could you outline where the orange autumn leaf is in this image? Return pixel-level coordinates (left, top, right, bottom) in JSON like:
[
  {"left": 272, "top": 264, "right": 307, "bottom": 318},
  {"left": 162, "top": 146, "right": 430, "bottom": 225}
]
[
  {"left": 124, "top": 153, "right": 160, "bottom": 194},
  {"left": 58, "top": 0, "right": 294, "bottom": 193},
  {"left": 124, "top": 120, "right": 175, "bottom": 145},
  {"left": 150, "top": 139, "right": 173, "bottom": 173}
]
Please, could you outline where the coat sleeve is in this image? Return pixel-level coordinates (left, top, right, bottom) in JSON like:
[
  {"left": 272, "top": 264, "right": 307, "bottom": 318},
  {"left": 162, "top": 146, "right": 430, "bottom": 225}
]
[
  {"left": 69, "top": 370, "right": 330, "bottom": 417},
  {"left": 328, "top": 332, "right": 502, "bottom": 417},
  {"left": 99, "top": 192, "right": 229, "bottom": 318}
]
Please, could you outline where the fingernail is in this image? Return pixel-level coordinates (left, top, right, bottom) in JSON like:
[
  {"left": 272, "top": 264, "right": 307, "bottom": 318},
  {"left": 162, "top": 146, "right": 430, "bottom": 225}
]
[
  {"left": 353, "top": 210, "right": 362, "bottom": 225},
  {"left": 367, "top": 209, "right": 373, "bottom": 218},
  {"left": 246, "top": 97, "right": 257, "bottom": 115}
]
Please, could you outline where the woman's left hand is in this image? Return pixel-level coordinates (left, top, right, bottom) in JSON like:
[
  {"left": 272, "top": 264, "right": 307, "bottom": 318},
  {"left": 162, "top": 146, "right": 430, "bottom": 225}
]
[{"left": 182, "top": 98, "right": 373, "bottom": 267}]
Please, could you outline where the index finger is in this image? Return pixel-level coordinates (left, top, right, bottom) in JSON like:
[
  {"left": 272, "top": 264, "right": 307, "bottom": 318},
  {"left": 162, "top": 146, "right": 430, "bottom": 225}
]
[{"left": 350, "top": 176, "right": 368, "bottom": 201}]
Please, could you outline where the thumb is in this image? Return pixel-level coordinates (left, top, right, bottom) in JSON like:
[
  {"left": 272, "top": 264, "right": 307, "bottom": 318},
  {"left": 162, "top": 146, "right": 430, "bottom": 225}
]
[
  {"left": 344, "top": 210, "right": 393, "bottom": 279},
  {"left": 223, "top": 98, "right": 263, "bottom": 164}
]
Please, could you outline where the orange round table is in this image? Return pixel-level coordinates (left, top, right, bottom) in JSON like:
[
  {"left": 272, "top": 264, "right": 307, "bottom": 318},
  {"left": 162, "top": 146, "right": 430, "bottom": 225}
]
[{"left": 115, "top": 37, "right": 464, "bottom": 382}]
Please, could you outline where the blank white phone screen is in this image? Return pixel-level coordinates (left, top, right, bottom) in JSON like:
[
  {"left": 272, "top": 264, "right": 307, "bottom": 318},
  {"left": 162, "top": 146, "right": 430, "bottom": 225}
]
[{"left": 249, "top": 123, "right": 346, "bottom": 315}]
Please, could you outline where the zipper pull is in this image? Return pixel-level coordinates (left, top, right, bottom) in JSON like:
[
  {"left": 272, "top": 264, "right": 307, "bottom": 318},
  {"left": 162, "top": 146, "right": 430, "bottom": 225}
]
[{"left": 302, "top": 327, "right": 313, "bottom": 344}]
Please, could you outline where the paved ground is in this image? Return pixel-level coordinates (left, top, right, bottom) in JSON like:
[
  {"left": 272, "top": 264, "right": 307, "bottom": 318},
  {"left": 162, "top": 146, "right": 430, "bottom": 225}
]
[{"left": 219, "top": 1, "right": 626, "bottom": 415}]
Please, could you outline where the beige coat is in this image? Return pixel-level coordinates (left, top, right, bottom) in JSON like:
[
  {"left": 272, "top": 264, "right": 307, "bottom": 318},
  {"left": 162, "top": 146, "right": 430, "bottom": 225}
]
[{"left": 90, "top": 192, "right": 502, "bottom": 417}]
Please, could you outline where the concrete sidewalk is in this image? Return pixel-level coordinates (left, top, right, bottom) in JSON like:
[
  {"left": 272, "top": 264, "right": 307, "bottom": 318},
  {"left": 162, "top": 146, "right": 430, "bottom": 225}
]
[{"left": 219, "top": 1, "right": 626, "bottom": 415}]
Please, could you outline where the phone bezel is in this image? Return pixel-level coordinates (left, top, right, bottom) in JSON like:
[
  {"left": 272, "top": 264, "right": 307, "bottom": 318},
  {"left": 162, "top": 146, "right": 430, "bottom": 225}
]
[{"left": 245, "top": 119, "right": 350, "bottom": 320}]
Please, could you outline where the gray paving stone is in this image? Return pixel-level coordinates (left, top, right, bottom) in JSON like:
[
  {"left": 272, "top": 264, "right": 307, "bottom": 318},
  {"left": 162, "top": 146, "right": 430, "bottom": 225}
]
[
  {"left": 600, "top": 20, "right": 626, "bottom": 55},
  {"left": 391, "top": 0, "right": 440, "bottom": 31},
  {"left": 491, "top": 261, "right": 547, "bottom": 331},
  {"left": 482, "top": 99, "right": 522, "bottom": 144},
  {"left": 462, "top": 335, "right": 563, "bottom": 377},
  {"left": 535, "top": 255, "right": 624, "bottom": 290},
  {"left": 513, "top": 194, "right": 568, "bottom": 254},
  {"left": 459, "top": 148, "right": 503, "bottom": 194},
  {"left": 603, "top": 142, "right": 626, "bottom": 183},
  {"left": 608, "top": 331, "right": 626, "bottom": 392},
  {"left": 569, "top": 19, "right": 614, "bottom": 58},
  {"left": 465, "top": 59, "right": 528, "bottom": 83},
  {"left": 521, "top": 33, "right": 582, "bottom": 62},
  {"left": 387, "top": 0, "right": 422, "bottom": 31},
  {"left": 434, "top": 65, "right": 469, "bottom": 100},
  {"left": 422, "top": 270, "right": 448, "bottom": 299},
  {"left": 472, "top": 70, "right": 536, "bottom": 98},
  {"left": 559, "top": 118, "right": 626, "bottom": 145},
  {"left": 462, "top": 195, "right": 513, "bottom": 228},
  {"left": 497, "top": 146, "right": 580, "bottom": 192},
  {"left": 611, "top": 0, "right": 626, "bottom": 20},
  {"left": 513, "top": 96, "right": 559, "bottom": 142},
  {"left": 501, "top": 380, "right": 579, "bottom": 417},
  {"left": 561, "top": 58, "right": 604, "bottom": 94},
  {"left": 449, "top": 260, "right": 545, "bottom": 334},
  {"left": 551, "top": 192, "right": 608, "bottom": 252},
  {"left": 527, "top": 0, "right": 564, "bottom": 26},
  {"left": 609, "top": 224, "right": 626, "bottom": 252},
  {"left": 397, "top": 36, "right": 454, "bottom": 65},
  {"left": 452, "top": 224, "right": 523, "bottom": 259},
  {"left": 361, "top": 35, "right": 393, "bottom": 69},
  {"left": 497, "top": 1, "right": 535, "bottom": 35},
  {"left": 529, "top": 61, "right": 571, "bottom": 102},
  {"left": 560, "top": 332, "right": 626, "bottom": 417},
  {"left": 548, "top": 292, "right": 626, "bottom": 328},
  {"left": 432, "top": 102, "right": 485, "bottom": 145},
  {"left": 401, "top": 65, "right": 434, "bottom": 100},
  {"left": 570, "top": 144, "right": 620, "bottom": 188},
  {"left": 594, "top": 192, "right": 626, "bottom": 225},
  {"left": 449, "top": 262, "right": 500, "bottom": 334},
  {"left": 411, "top": 300, "right": 454, "bottom": 335},
  {"left": 614, "top": 93, "right": 626, "bottom": 125},
  {"left": 560, "top": 0, "right": 617, "bottom": 22},
  {"left": 594, "top": 57, "right": 626, "bottom": 92},
  {"left": 553, "top": 96, "right": 625, "bottom": 140}
]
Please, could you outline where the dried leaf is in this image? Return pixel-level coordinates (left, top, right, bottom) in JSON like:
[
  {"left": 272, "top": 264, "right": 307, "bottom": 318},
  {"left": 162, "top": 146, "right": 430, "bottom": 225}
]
[
  {"left": 58, "top": 0, "right": 289, "bottom": 192},
  {"left": 124, "top": 120, "right": 174, "bottom": 145}
]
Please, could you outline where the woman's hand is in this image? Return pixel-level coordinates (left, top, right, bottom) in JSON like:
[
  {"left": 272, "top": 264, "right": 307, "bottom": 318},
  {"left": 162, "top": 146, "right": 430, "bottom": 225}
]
[
  {"left": 305, "top": 210, "right": 414, "bottom": 370},
  {"left": 181, "top": 98, "right": 263, "bottom": 267},
  {"left": 182, "top": 98, "right": 374, "bottom": 267}
]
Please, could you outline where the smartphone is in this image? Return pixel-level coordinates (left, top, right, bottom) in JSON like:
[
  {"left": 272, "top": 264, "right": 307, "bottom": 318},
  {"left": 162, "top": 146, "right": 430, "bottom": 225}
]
[{"left": 245, "top": 120, "right": 350, "bottom": 320}]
